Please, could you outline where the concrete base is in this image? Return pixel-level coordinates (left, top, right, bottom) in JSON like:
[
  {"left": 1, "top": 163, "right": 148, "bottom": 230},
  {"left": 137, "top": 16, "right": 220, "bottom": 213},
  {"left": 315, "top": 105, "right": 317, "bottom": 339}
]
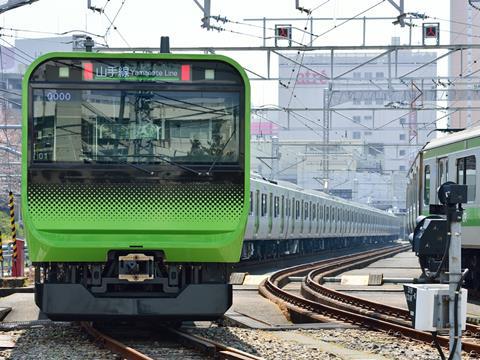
[
  {"left": 327, "top": 251, "right": 480, "bottom": 317},
  {"left": 0, "top": 293, "right": 42, "bottom": 322}
]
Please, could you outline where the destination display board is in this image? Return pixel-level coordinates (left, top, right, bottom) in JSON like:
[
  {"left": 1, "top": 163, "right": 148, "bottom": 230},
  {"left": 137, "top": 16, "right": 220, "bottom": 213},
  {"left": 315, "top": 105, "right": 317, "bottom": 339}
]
[
  {"left": 29, "top": 58, "right": 244, "bottom": 84},
  {"left": 82, "top": 62, "right": 191, "bottom": 82}
]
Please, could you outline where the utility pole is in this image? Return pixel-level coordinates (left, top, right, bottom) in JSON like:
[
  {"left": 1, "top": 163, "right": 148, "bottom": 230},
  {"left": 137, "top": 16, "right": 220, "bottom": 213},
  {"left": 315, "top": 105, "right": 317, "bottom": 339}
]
[
  {"left": 0, "top": 0, "right": 38, "bottom": 14},
  {"left": 271, "top": 136, "right": 280, "bottom": 180},
  {"left": 442, "top": 186, "right": 465, "bottom": 360},
  {"left": 193, "top": 0, "right": 213, "bottom": 30},
  {"left": 322, "top": 86, "right": 331, "bottom": 193}
]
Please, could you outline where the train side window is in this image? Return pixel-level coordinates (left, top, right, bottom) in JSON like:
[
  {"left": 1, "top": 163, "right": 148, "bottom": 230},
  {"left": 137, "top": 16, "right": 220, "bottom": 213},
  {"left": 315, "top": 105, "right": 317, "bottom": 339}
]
[
  {"left": 312, "top": 203, "right": 316, "bottom": 220},
  {"left": 296, "top": 200, "right": 300, "bottom": 219},
  {"left": 261, "top": 193, "right": 267, "bottom": 217},
  {"left": 424, "top": 165, "right": 430, "bottom": 206},
  {"left": 438, "top": 157, "right": 448, "bottom": 187},
  {"left": 466, "top": 156, "right": 475, "bottom": 202},
  {"left": 457, "top": 156, "right": 476, "bottom": 203},
  {"left": 320, "top": 204, "right": 323, "bottom": 220},
  {"left": 249, "top": 191, "right": 253, "bottom": 215},
  {"left": 274, "top": 196, "right": 279, "bottom": 218},
  {"left": 286, "top": 199, "right": 291, "bottom": 217},
  {"left": 269, "top": 193, "right": 273, "bottom": 218},
  {"left": 281, "top": 196, "right": 285, "bottom": 219},
  {"left": 304, "top": 202, "right": 309, "bottom": 220}
]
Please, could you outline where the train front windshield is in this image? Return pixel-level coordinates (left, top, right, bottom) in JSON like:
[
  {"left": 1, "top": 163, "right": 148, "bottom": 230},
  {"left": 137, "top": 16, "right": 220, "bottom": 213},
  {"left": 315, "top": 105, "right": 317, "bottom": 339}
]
[
  {"left": 32, "top": 90, "right": 239, "bottom": 164},
  {"left": 28, "top": 57, "right": 245, "bottom": 168}
]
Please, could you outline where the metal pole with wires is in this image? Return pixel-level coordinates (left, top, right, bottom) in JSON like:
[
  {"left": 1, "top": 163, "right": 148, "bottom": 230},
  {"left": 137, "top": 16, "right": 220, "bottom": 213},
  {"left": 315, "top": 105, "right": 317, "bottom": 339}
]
[
  {"left": 0, "top": 230, "right": 3, "bottom": 277},
  {"left": 407, "top": 182, "right": 468, "bottom": 360},
  {"left": 447, "top": 200, "right": 463, "bottom": 360},
  {"left": 437, "top": 182, "right": 467, "bottom": 360},
  {"left": 8, "top": 191, "right": 17, "bottom": 277}
]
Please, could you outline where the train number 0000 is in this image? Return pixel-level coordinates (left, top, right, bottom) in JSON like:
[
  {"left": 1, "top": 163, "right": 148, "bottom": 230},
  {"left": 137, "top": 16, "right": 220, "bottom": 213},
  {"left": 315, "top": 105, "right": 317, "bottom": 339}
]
[{"left": 46, "top": 92, "right": 72, "bottom": 101}]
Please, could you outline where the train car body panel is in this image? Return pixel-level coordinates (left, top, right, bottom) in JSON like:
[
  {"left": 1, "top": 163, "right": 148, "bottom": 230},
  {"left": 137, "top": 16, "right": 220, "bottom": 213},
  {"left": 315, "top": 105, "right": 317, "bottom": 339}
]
[
  {"left": 242, "top": 175, "right": 400, "bottom": 260},
  {"left": 22, "top": 52, "right": 250, "bottom": 320},
  {"left": 406, "top": 126, "right": 480, "bottom": 291},
  {"left": 23, "top": 52, "right": 250, "bottom": 264}
]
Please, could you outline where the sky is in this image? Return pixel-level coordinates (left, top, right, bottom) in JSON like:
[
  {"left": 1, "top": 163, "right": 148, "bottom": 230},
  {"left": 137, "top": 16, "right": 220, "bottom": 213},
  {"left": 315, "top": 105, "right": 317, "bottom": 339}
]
[
  {"left": 0, "top": 0, "right": 450, "bottom": 48},
  {"left": 0, "top": 0, "right": 453, "bottom": 106}
]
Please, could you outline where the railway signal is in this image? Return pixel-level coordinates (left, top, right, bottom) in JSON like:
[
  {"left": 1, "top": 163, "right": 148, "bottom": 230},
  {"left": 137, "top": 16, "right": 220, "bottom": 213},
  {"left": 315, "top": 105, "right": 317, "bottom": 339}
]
[
  {"left": 275, "top": 25, "right": 292, "bottom": 47},
  {"left": 405, "top": 182, "right": 468, "bottom": 360},
  {"left": 422, "top": 23, "right": 440, "bottom": 45}
]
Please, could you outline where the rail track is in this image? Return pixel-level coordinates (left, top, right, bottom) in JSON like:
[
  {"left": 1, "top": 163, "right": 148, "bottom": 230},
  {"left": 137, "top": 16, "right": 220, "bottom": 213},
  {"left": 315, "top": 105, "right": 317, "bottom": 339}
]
[
  {"left": 259, "top": 244, "right": 480, "bottom": 355},
  {"left": 80, "top": 322, "right": 264, "bottom": 360}
]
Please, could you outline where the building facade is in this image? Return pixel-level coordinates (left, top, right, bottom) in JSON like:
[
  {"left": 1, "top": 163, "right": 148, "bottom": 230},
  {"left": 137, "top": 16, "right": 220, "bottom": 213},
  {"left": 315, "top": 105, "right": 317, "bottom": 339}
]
[{"left": 251, "top": 50, "right": 437, "bottom": 211}]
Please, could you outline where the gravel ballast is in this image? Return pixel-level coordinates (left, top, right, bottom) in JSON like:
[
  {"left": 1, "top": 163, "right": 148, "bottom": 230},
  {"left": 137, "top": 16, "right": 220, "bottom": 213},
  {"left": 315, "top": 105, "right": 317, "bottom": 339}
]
[
  {"left": 189, "top": 325, "right": 479, "bottom": 360},
  {"left": 0, "top": 323, "right": 116, "bottom": 360},
  {"left": 0, "top": 322, "right": 477, "bottom": 359}
]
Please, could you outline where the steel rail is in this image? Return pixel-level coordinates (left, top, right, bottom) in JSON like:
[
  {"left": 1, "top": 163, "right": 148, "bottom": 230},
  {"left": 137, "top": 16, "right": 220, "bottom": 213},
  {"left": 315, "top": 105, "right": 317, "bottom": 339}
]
[
  {"left": 303, "top": 260, "right": 480, "bottom": 335},
  {"left": 81, "top": 322, "right": 264, "bottom": 360},
  {"left": 170, "top": 328, "right": 265, "bottom": 360},
  {"left": 259, "top": 245, "right": 480, "bottom": 354},
  {"left": 80, "top": 322, "right": 153, "bottom": 360}
]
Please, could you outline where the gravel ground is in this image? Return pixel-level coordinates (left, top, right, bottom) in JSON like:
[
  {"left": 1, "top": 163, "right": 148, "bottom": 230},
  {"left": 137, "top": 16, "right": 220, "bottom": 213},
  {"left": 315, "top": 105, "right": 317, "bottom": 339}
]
[
  {"left": 189, "top": 325, "right": 340, "bottom": 360},
  {"left": 0, "top": 323, "right": 116, "bottom": 360},
  {"left": 0, "top": 322, "right": 477, "bottom": 360},
  {"left": 189, "top": 324, "right": 480, "bottom": 360},
  {"left": 303, "top": 328, "right": 479, "bottom": 360},
  {"left": 123, "top": 339, "right": 207, "bottom": 359}
]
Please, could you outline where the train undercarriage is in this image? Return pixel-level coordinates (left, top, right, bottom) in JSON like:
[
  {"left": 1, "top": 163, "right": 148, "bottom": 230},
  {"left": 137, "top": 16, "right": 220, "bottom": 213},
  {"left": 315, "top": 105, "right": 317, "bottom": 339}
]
[
  {"left": 34, "top": 251, "right": 231, "bottom": 321},
  {"left": 241, "top": 235, "right": 398, "bottom": 261}
]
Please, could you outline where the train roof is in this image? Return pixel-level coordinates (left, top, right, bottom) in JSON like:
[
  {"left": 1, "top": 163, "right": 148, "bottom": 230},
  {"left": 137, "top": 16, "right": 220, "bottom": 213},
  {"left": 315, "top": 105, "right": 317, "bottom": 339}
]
[
  {"left": 423, "top": 126, "right": 480, "bottom": 151},
  {"left": 251, "top": 173, "right": 395, "bottom": 217}
]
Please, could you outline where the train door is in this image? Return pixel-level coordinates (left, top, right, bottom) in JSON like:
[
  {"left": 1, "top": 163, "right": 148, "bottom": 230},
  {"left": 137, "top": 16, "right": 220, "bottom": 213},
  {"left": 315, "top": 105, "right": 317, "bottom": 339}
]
[
  {"left": 330, "top": 206, "right": 334, "bottom": 233},
  {"left": 291, "top": 197, "right": 296, "bottom": 234},
  {"left": 423, "top": 164, "right": 430, "bottom": 211},
  {"left": 456, "top": 155, "right": 477, "bottom": 204},
  {"left": 311, "top": 202, "right": 315, "bottom": 234},
  {"left": 319, "top": 203, "right": 324, "bottom": 234},
  {"left": 436, "top": 157, "right": 448, "bottom": 203},
  {"left": 280, "top": 195, "right": 285, "bottom": 234},
  {"left": 300, "top": 200, "right": 305, "bottom": 234},
  {"left": 254, "top": 190, "right": 260, "bottom": 234},
  {"left": 326, "top": 205, "right": 330, "bottom": 233},
  {"left": 268, "top": 192, "right": 273, "bottom": 235}
]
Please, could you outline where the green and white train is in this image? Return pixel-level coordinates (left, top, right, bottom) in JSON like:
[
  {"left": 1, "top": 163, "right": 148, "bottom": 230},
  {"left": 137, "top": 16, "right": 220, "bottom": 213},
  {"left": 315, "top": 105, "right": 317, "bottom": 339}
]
[
  {"left": 23, "top": 52, "right": 250, "bottom": 320},
  {"left": 407, "top": 127, "right": 480, "bottom": 292},
  {"left": 243, "top": 174, "right": 400, "bottom": 260}
]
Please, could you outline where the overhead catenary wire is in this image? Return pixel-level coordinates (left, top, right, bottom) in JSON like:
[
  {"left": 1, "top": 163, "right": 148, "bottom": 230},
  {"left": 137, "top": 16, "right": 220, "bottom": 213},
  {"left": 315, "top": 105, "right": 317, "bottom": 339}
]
[
  {"left": 102, "top": 0, "right": 129, "bottom": 47},
  {"left": 101, "top": 0, "right": 111, "bottom": 13},
  {"left": 310, "top": 0, "right": 386, "bottom": 44},
  {"left": 103, "top": 11, "right": 130, "bottom": 47},
  {"left": 279, "top": 0, "right": 394, "bottom": 143},
  {"left": 0, "top": 36, "right": 35, "bottom": 61},
  {"left": 0, "top": 43, "right": 29, "bottom": 67},
  {"left": 0, "top": 26, "right": 105, "bottom": 40}
]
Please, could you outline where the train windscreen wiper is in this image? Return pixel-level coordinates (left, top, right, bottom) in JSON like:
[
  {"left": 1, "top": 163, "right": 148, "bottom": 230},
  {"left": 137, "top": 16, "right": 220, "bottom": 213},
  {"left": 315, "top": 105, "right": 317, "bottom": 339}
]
[
  {"left": 140, "top": 154, "right": 203, "bottom": 176},
  {"left": 203, "top": 129, "right": 237, "bottom": 176},
  {"left": 85, "top": 155, "right": 207, "bottom": 176},
  {"left": 84, "top": 157, "right": 155, "bottom": 176}
]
